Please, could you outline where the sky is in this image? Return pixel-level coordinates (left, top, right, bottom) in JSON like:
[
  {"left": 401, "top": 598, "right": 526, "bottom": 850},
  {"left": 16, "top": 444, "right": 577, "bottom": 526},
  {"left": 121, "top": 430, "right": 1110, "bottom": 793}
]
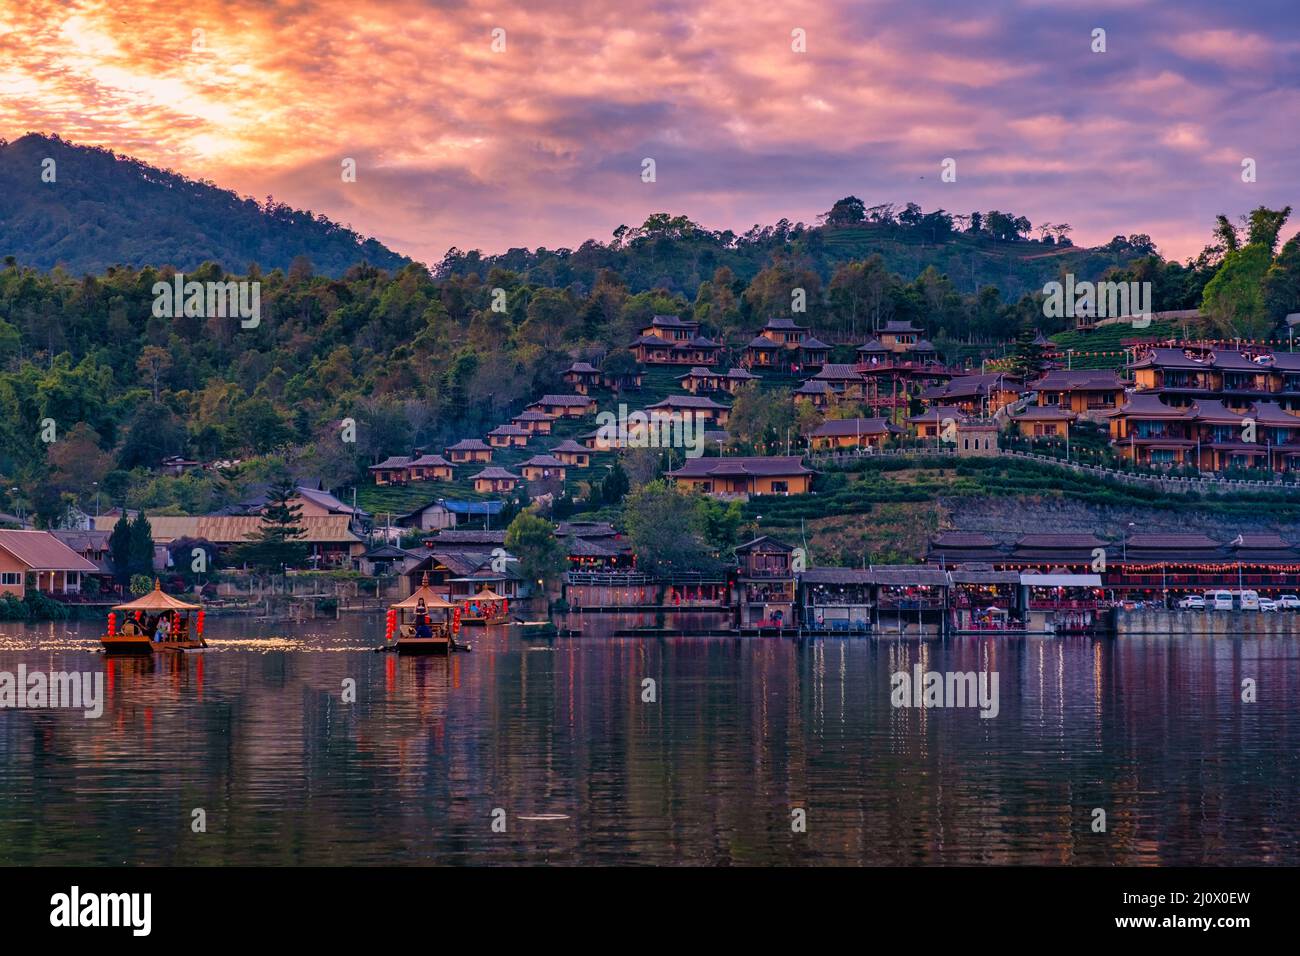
[{"left": 2, "top": 0, "right": 1298, "bottom": 265}]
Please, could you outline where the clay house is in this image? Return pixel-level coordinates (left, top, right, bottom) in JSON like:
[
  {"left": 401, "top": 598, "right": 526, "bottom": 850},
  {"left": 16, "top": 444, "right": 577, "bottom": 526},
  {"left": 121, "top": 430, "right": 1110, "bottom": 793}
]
[
  {"left": 1009, "top": 405, "right": 1076, "bottom": 439},
  {"left": 1106, "top": 394, "right": 1198, "bottom": 467},
  {"left": 667, "top": 456, "right": 814, "bottom": 497},
  {"left": 520, "top": 454, "right": 568, "bottom": 483},
  {"left": 550, "top": 439, "right": 591, "bottom": 468},
  {"left": 908, "top": 405, "right": 966, "bottom": 440},
  {"left": 511, "top": 410, "right": 555, "bottom": 435},
  {"left": 406, "top": 453, "right": 455, "bottom": 481},
  {"left": 1029, "top": 369, "right": 1127, "bottom": 419},
  {"left": 526, "top": 394, "right": 597, "bottom": 418},
  {"left": 644, "top": 394, "right": 731, "bottom": 428},
  {"left": 487, "top": 424, "right": 530, "bottom": 448},
  {"left": 808, "top": 417, "right": 899, "bottom": 451},
  {"left": 793, "top": 379, "right": 835, "bottom": 409},
  {"left": 878, "top": 320, "right": 924, "bottom": 355},
  {"left": 677, "top": 366, "right": 725, "bottom": 394},
  {"left": 800, "top": 336, "right": 832, "bottom": 370},
  {"left": 369, "top": 454, "right": 414, "bottom": 486},
  {"left": 856, "top": 339, "right": 890, "bottom": 366},
  {"left": 446, "top": 438, "right": 493, "bottom": 464},
  {"left": 809, "top": 365, "right": 867, "bottom": 400},
  {"left": 562, "top": 361, "right": 602, "bottom": 395},
  {"left": 602, "top": 365, "right": 644, "bottom": 392},
  {"left": 742, "top": 335, "right": 784, "bottom": 370},
  {"left": 630, "top": 315, "right": 722, "bottom": 366},
  {"left": 0, "top": 530, "right": 99, "bottom": 599},
  {"left": 721, "top": 367, "right": 758, "bottom": 394},
  {"left": 470, "top": 467, "right": 521, "bottom": 494},
  {"left": 921, "top": 372, "right": 1023, "bottom": 417}
]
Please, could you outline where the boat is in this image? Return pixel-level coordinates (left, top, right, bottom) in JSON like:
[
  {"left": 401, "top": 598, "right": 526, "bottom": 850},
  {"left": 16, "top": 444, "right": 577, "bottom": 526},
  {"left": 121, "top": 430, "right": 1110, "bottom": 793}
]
[
  {"left": 101, "top": 580, "right": 207, "bottom": 654},
  {"left": 457, "top": 586, "right": 511, "bottom": 625},
  {"left": 387, "top": 575, "right": 465, "bottom": 654}
]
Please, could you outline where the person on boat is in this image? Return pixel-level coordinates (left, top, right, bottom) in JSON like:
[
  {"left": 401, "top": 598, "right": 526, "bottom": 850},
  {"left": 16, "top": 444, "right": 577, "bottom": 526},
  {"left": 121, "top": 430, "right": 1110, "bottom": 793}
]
[
  {"left": 155, "top": 614, "right": 171, "bottom": 643},
  {"left": 415, "top": 613, "right": 433, "bottom": 639}
]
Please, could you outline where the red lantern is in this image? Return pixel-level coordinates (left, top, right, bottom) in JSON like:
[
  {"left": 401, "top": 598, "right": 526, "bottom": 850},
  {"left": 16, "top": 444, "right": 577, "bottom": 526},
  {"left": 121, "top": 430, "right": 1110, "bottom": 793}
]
[
  {"left": 106, "top": 612, "right": 116, "bottom": 637},
  {"left": 196, "top": 610, "right": 205, "bottom": 638}
]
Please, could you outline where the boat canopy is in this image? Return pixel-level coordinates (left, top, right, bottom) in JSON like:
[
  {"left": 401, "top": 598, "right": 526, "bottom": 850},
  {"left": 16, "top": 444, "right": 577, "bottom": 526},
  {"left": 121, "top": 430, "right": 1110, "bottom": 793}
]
[
  {"left": 392, "top": 584, "right": 456, "bottom": 610},
  {"left": 471, "top": 587, "right": 507, "bottom": 601},
  {"left": 112, "top": 580, "right": 201, "bottom": 612}
]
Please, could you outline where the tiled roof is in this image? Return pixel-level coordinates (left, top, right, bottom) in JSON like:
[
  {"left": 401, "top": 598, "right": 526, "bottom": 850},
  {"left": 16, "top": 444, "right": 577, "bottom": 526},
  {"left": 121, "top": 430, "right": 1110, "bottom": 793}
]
[{"left": 669, "top": 455, "right": 811, "bottom": 478}]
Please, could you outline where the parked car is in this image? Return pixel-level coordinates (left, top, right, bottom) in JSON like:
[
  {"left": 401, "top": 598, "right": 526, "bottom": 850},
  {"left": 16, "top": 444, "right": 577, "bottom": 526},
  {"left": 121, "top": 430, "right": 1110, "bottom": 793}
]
[
  {"left": 1278, "top": 594, "right": 1300, "bottom": 609},
  {"left": 1236, "top": 590, "right": 1261, "bottom": 611},
  {"left": 1206, "top": 590, "right": 1234, "bottom": 610},
  {"left": 1260, "top": 598, "right": 1278, "bottom": 612},
  {"left": 1178, "top": 595, "right": 1206, "bottom": 610}
]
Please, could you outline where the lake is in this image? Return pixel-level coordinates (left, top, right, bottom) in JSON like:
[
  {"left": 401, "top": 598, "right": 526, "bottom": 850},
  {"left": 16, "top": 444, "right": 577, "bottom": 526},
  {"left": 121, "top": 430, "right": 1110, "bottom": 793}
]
[{"left": 0, "top": 614, "right": 1295, "bottom": 865}]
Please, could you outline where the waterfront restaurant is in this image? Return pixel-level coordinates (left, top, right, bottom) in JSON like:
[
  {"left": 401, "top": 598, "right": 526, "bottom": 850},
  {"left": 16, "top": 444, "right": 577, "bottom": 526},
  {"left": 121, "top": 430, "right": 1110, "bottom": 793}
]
[
  {"left": 872, "top": 565, "right": 950, "bottom": 635},
  {"left": 733, "top": 536, "right": 796, "bottom": 627},
  {"left": 1019, "top": 573, "right": 1106, "bottom": 631},
  {"left": 798, "top": 567, "right": 874, "bottom": 630},
  {"left": 667, "top": 456, "right": 814, "bottom": 497},
  {"left": 948, "top": 565, "right": 1022, "bottom": 631}
]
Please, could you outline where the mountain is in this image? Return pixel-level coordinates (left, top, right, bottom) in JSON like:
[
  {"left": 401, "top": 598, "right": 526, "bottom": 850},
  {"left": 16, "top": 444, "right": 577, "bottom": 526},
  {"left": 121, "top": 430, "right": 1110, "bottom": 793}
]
[{"left": 0, "top": 133, "right": 409, "bottom": 277}]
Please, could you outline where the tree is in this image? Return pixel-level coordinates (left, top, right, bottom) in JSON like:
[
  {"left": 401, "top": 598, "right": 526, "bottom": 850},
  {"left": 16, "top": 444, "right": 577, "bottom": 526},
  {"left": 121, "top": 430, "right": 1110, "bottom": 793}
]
[
  {"left": 1202, "top": 244, "right": 1273, "bottom": 340},
  {"left": 622, "top": 481, "right": 715, "bottom": 575},
  {"left": 1246, "top": 205, "right": 1293, "bottom": 255},
  {"left": 600, "top": 461, "right": 630, "bottom": 504},
  {"left": 1263, "top": 232, "right": 1300, "bottom": 323},
  {"left": 231, "top": 478, "right": 308, "bottom": 571},
  {"left": 109, "top": 512, "right": 133, "bottom": 585},
  {"left": 504, "top": 512, "right": 565, "bottom": 590},
  {"left": 136, "top": 345, "right": 172, "bottom": 403},
  {"left": 694, "top": 497, "right": 745, "bottom": 556},
  {"left": 129, "top": 512, "right": 155, "bottom": 579},
  {"left": 822, "top": 196, "right": 866, "bottom": 227}
]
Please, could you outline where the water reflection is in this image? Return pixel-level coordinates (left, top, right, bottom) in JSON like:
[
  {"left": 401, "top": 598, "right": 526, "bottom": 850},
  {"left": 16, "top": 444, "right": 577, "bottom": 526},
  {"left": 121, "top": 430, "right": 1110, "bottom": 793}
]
[{"left": 0, "top": 616, "right": 1295, "bottom": 865}]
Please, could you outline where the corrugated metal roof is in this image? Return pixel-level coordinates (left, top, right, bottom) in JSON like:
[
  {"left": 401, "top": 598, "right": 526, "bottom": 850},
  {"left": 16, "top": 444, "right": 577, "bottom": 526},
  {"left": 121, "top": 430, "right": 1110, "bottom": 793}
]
[{"left": 92, "top": 515, "right": 361, "bottom": 544}]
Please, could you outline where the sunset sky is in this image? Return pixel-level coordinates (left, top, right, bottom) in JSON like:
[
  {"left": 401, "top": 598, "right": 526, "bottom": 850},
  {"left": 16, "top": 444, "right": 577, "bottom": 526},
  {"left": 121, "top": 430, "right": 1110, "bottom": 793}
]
[{"left": 2, "top": 0, "right": 1297, "bottom": 264}]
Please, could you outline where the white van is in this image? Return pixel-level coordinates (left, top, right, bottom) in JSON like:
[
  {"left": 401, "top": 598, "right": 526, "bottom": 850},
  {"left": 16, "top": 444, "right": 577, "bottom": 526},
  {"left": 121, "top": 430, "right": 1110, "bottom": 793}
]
[
  {"left": 1235, "top": 590, "right": 1261, "bottom": 611},
  {"left": 1206, "top": 590, "right": 1234, "bottom": 611}
]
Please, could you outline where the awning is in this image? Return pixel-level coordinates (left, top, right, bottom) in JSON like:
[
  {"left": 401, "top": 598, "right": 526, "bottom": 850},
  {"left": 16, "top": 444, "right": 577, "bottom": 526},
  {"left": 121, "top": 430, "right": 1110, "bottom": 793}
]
[{"left": 1020, "top": 574, "right": 1103, "bottom": 587}]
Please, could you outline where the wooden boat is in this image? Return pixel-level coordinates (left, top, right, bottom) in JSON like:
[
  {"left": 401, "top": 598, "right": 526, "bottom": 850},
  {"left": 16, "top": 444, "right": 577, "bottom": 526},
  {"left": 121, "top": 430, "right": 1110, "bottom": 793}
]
[
  {"left": 387, "top": 575, "right": 463, "bottom": 654},
  {"left": 457, "top": 586, "right": 511, "bottom": 625},
  {"left": 101, "top": 580, "right": 206, "bottom": 654}
]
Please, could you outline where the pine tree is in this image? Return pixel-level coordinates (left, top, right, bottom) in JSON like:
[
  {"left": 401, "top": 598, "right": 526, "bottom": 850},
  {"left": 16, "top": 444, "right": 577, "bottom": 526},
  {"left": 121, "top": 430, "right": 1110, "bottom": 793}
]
[
  {"left": 233, "top": 478, "right": 309, "bottom": 571},
  {"left": 108, "top": 512, "right": 132, "bottom": 585},
  {"left": 128, "top": 512, "right": 154, "bottom": 579}
]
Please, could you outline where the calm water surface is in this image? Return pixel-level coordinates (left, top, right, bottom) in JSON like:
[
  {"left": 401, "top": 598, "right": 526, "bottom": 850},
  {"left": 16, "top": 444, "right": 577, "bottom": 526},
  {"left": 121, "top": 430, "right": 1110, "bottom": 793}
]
[{"left": 0, "top": 613, "right": 1295, "bottom": 865}]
